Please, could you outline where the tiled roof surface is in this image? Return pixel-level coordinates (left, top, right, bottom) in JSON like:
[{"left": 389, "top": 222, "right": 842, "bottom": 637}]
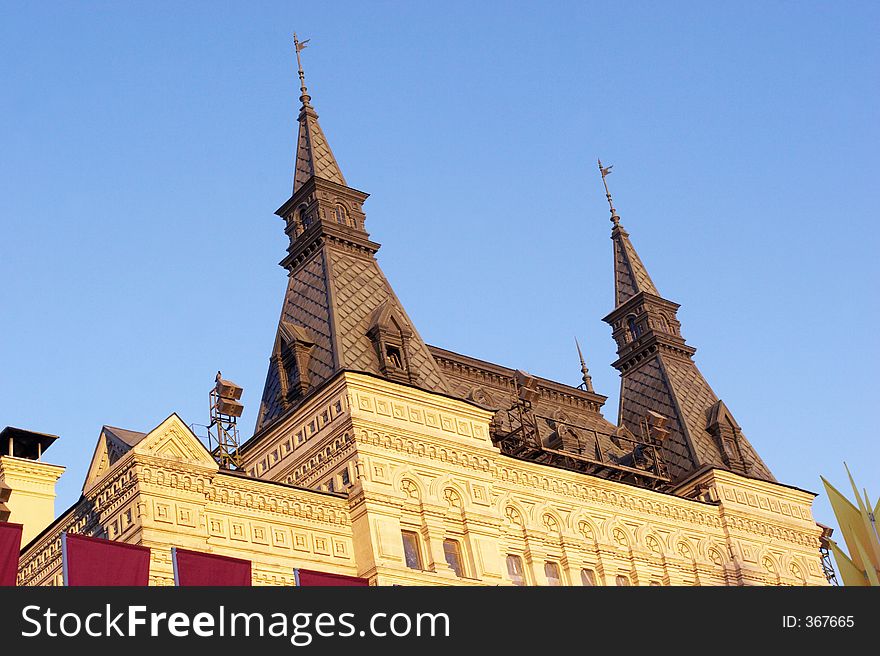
[
  {"left": 326, "top": 249, "right": 449, "bottom": 392},
  {"left": 293, "top": 110, "right": 346, "bottom": 194},
  {"left": 255, "top": 247, "right": 450, "bottom": 434},
  {"left": 255, "top": 251, "right": 335, "bottom": 431},
  {"left": 613, "top": 225, "right": 659, "bottom": 306},
  {"left": 619, "top": 357, "right": 697, "bottom": 478},
  {"left": 102, "top": 426, "right": 146, "bottom": 448},
  {"left": 661, "top": 356, "right": 773, "bottom": 482}
]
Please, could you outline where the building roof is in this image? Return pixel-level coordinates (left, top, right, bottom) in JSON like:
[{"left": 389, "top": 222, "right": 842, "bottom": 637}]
[
  {"left": 612, "top": 221, "right": 660, "bottom": 306},
  {"left": 102, "top": 425, "right": 147, "bottom": 448},
  {"left": 0, "top": 426, "right": 58, "bottom": 459}
]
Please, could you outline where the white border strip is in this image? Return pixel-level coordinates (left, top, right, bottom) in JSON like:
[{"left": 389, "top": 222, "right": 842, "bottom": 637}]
[
  {"left": 171, "top": 547, "right": 180, "bottom": 586},
  {"left": 61, "top": 532, "right": 69, "bottom": 587}
]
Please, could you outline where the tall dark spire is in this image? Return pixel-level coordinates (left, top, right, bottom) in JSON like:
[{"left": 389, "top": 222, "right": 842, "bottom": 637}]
[
  {"left": 291, "top": 34, "right": 346, "bottom": 194},
  {"left": 600, "top": 164, "right": 774, "bottom": 483},
  {"left": 599, "top": 159, "right": 660, "bottom": 307},
  {"left": 254, "top": 41, "right": 450, "bottom": 434}
]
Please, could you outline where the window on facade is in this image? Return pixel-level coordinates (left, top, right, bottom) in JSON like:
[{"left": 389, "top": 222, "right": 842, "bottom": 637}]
[
  {"left": 298, "top": 205, "right": 311, "bottom": 229},
  {"left": 580, "top": 568, "right": 596, "bottom": 586},
  {"left": 444, "top": 539, "right": 464, "bottom": 577},
  {"left": 386, "top": 345, "right": 403, "bottom": 369},
  {"left": 627, "top": 316, "right": 642, "bottom": 341},
  {"left": 506, "top": 554, "right": 525, "bottom": 586},
  {"left": 401, "top": 531, "right": 423, "bottom": 570},
  {"left": 341, "top": 468, "right": 350, "bottom": 486},
  {"left": 544, "top": 561, "right": 562, "bottom": 586},
  {"left": 326, "top": 478, "right": 334, "bottom": 493},
  {"left": 615, "top": 574, "right": 631, "bottom": 587},
  {"left": 334, "top": 204, "right": 347, "bottom": 225}
]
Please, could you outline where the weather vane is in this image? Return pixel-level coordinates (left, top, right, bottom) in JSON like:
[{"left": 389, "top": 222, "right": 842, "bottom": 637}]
[
  {"left": 293, "top": 33, "right": 312, "bottom": 106},
  {"left": 598, "top": 158, "right": 620, "bottom": 226}
]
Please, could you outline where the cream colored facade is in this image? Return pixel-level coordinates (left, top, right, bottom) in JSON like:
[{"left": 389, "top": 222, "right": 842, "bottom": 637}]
[
  {"left": 18, "top": 372, "right": 826, "bottom": 586},
  {"left": 0, "top": 455, "right": 64, "bottom": 545}
]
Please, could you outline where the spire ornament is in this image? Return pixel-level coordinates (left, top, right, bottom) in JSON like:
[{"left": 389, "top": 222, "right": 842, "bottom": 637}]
[
  {"left": 575, "top": 337, "right": 594, "bottom": 393},
  {"left": 598, "top": 158, "right": 620, "bottom": 226},
  {"left": 293, "top": 33, "right": 312, "bottom": 107}
]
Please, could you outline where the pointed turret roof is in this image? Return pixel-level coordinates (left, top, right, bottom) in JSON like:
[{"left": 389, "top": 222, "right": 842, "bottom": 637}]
[
  {"left": 598, "top": 159, "right": 660, "bottom": 307},
  {"left": 291, "top": 34, "right": 346, "bottom": 194},
  {"left": 601, "top": 163, "right": 774, "bottom": 483},
  {"left": 611, "top": 221, "right": 660, "bottom": 306},
  {"left": 253, "top": 39, "right": 451, "bottom": 434}
]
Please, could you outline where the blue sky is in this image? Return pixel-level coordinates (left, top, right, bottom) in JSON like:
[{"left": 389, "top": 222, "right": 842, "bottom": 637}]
[{"left": 1, "top": 2, "right": 877, "bottom": 550}]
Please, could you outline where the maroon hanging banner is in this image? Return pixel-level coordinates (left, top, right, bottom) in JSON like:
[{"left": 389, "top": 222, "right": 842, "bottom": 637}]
[
  {"left": 0, "top": 522, "right": 24, "bottom": 587},
  {"left": 62, "top": 533, "right": 151, "bottom": 586},
  {"left": 172, "top": 548, "right": 252, "bottom": 586},
  {"left": 295, "top": 568, "right": 369, "bottom": 587}
]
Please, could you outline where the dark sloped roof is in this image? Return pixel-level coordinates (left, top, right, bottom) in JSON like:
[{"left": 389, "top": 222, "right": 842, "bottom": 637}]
[{"left": 102, "top": 426, "right": 147, "bottom": 448}]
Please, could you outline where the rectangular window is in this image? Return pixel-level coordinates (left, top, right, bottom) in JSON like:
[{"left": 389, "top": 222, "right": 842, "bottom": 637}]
[
  {"left": 615, "top": 574, "right": 631, "bottom": 587},
  {"left": 580, "top": 568, "right": 596, "bottom": 586},
  {"left": 544, "top": 561, "right": 562, "bottom": 586},
  {"left": 326, "top": 478, "right": 335, "bottom": 493},
  {"left": 341, "top": 468, "right": 351, "bottom": 486},
  {"left": 444, "top": 539, "right": 464, "bottom": 577},
  {"left": 506, "top": 554, "right": 525, "bottom": 586},
  {"left": 401, "top": 531, "right": 422, "bottom": 570}
]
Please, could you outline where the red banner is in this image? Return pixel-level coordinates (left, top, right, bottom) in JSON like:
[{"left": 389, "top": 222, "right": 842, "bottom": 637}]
[
  {"left": 172, "top": 548, "right": 251, "bottom": 586},
  {"left": 62, "top": 533, "right": 151, "bottom": 586},
  {"left": 295, "top": 568, "right": 369, "bottom": 587},
  {"left": 0, "top": 522, "right": 23, "bottom": 587}
]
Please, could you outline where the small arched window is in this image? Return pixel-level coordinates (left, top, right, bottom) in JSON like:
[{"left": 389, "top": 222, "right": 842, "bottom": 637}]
[
  {"left": 580, "top": 568, "right": 596, "bottom": 586},
  {"left": 299, "top": 204, "right": 312, "bottom": 229},
  {"left": 544, "top": 561, "right": 562, "bottom": 586},
  {"left": 506, "top": 554, "right": 526, "bottom": 586},
  {"left": 627, "top": 316, "right": 642, "bottom": 341},
  {"left": 334, "top": 204, "right": 347, "bottom": 225}
]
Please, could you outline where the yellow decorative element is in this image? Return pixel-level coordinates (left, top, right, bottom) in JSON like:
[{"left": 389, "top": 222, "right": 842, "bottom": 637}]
[
  {"left": 18, "top": 373, "right": 829, "bottom": 586},
  {"left": 0, "top": 456, "right": 65, "bottom": 544},
  {"left": 821, "top": 465, "right": 880, "bottom": 586}
]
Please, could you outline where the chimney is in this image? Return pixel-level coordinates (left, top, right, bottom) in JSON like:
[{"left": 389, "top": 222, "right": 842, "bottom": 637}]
[{"left": 0, "top": 427, "right": 65, "bottom": 545}]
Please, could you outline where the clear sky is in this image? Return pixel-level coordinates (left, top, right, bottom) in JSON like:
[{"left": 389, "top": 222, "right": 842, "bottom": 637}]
[{"left": 2, "top": 2, "right": 877, "bottom": 551}]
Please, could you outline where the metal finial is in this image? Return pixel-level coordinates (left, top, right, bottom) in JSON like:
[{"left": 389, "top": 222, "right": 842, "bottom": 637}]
[
  {"left": 575, "top": 337, "right": 594, "bottom": 393},
  {"left": 598, "top": 158, "right": 620, "bottom": 226},
  {"left": 293, "top": 33, "right": 312, "bottom": 107}
]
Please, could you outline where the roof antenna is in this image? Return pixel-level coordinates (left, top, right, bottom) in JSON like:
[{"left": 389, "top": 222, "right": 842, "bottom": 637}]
[{"left": 208, "top": 371, "right": 244, "bottom": 470}]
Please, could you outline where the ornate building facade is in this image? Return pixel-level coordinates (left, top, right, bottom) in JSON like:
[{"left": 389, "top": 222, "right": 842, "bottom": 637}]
[{"left": 10, "top": 48, "right": 828, "bottom": 586}]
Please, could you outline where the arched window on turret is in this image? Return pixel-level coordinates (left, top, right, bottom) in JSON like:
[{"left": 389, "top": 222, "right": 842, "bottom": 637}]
[
  {"left": 627, "top": 315, "right": 642, "bottom": 342},
  {"left": 334, "top": 204, "right": 348, "bottom": 226},
  {"left": 299, "top": 204, "right": 312, "bottom": 230}
]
